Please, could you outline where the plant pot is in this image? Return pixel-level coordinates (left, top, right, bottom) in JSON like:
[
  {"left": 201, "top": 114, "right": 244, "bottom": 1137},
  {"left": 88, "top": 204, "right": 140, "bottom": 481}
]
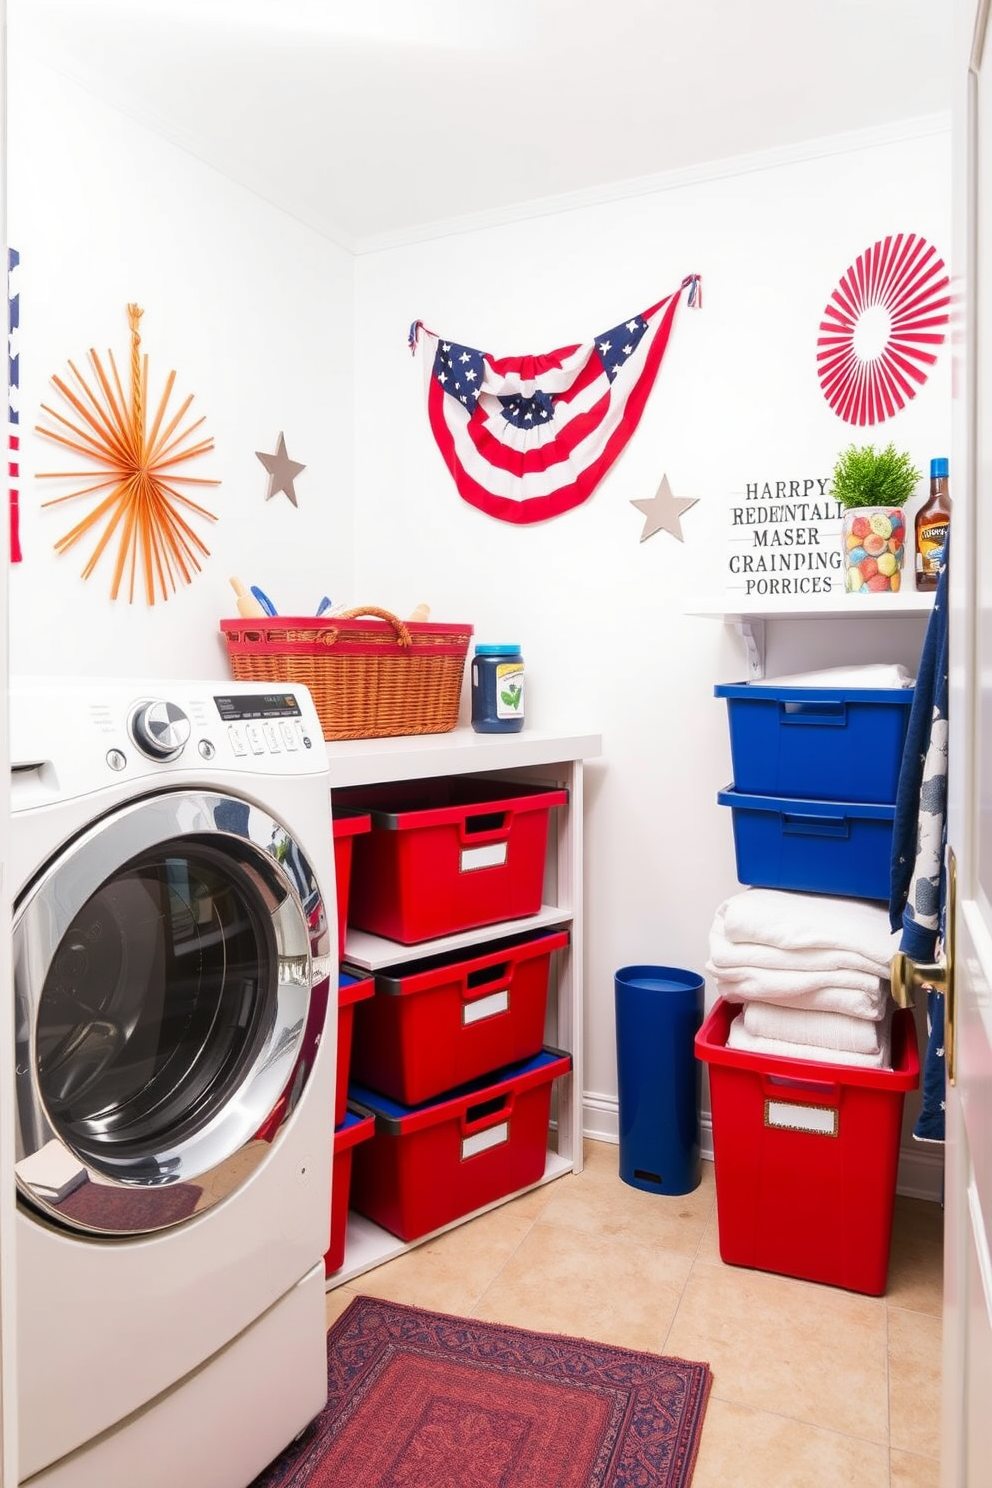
[{"left": 842, "top": 507, "right": 905, "bottom": 593}]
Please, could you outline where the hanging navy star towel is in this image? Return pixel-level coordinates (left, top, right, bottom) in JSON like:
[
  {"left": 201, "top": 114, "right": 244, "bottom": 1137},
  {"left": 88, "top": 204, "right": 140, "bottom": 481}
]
[{"left": 889, "top": 543, "right": 949, "bottom": 1143}]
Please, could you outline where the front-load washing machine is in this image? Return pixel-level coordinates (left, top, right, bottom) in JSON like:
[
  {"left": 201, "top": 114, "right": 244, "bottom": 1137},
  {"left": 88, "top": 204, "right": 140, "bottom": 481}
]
[{"left": 10, "top": 678, "right": 339, "bottom": 1488}]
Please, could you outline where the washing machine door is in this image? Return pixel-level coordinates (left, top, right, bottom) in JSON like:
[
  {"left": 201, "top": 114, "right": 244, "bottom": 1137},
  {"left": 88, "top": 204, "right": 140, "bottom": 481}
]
[{"left": 13, "top": 788, "right": 332, "bottom": 1236}]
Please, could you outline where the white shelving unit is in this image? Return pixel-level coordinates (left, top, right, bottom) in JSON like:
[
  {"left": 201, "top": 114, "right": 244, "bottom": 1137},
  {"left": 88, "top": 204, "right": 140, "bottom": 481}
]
[
  {"left": 686, "top": 590, "right": 935, "bottom": 677},
  {"left": 323, "top": 726, "right": 602, "bottom": 1289}
]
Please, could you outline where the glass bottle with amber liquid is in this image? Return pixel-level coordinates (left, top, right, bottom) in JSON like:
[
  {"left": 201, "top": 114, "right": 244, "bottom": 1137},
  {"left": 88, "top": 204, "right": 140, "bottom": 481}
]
[{"left": 915, "top": 457, "right": 951, "bottom": 592}]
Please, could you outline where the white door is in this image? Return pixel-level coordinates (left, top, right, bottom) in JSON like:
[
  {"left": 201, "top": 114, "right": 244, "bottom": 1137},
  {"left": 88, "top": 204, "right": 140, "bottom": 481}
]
[{"left": 942, "top": 2, "right": 992, "bottom": 1481}]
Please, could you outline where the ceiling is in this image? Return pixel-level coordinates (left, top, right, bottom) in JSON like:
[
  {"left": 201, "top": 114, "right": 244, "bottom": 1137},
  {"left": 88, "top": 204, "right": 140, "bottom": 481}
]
[{"left": 13, "top": 0, "right": 953, "bottom": 251}]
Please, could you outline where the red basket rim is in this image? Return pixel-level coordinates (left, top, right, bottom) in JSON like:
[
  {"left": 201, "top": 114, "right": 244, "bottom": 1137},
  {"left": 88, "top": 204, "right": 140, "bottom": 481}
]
[{"left": 220, "top": 616, "right": 473, "bottom": 636}]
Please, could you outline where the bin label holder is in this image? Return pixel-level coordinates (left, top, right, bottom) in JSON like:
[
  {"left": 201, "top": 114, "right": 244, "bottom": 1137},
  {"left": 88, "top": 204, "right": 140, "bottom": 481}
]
[
  {"left": 764, "top": 1098, "right": 839, "bottom": 1137},
  {"left": 462, "top": 1122, "right": 510, "bottom": 1159},
  {"left": 463, "top": 989, "right": 510, "bottom": 1024},
  {"left": 460, "top": 842, "right": 509, "bottom": 872}
]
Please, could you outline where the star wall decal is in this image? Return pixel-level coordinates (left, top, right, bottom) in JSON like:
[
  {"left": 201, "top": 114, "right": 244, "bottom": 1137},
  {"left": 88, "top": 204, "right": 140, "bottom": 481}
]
[
  {"left": 630, "top": 472, "right": 698, "bottom": 542},
  {"left": 256, "top": 432, "right": 306, "bottom": 506}
]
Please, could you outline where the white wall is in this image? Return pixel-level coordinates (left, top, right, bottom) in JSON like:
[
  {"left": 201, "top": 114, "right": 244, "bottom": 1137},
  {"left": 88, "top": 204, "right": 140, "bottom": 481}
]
[
  {"left": 6, "top": 54, "right": 355, "bottom": 680},
  {"left": 5, "top": 54, "right": 950, "bottom": 1189},
  {"left": 353, "top": 124, "right": 952, "bottom": 1183}
]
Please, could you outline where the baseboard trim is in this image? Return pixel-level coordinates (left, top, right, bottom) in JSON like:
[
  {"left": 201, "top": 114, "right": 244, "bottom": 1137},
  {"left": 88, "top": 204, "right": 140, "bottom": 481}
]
[{"left": 581, "top": 1093, "right": 944, "bottom": 1204}]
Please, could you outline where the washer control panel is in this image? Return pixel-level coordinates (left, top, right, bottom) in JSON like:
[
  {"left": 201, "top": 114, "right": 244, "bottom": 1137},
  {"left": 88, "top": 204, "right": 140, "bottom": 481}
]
[
  {"left": 131, "top": 700, "right": 193, "bottom": 761},
  {"left": 9, "top": 678, "right": 326, "bottom": 799},
  {"left": 214, "top": 691, "right": 315, "bottom": 760}
]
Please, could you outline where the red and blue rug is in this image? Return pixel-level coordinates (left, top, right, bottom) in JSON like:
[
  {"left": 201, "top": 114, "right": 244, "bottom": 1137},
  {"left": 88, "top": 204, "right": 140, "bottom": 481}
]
[{"left": 252, "top": 1295, "right": 712, "bottom": 1488}]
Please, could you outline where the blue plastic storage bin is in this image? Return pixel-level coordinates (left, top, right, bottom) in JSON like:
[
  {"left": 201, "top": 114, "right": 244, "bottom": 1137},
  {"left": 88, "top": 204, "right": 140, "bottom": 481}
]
[
  {"left": 714, "top": 683, "right": 913, "bottom": 804},
  {"left": 717, "top": 786, "right": 895, "bottom": 900}
]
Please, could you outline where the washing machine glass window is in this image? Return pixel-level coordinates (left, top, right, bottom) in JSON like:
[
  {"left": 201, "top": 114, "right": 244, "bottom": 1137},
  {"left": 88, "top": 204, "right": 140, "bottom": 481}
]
[
  {"left": 36, "top": 841, "right": 277, "bottom": 1157},
  {"left": 13, "top": 790, "right": 332, "bottom": 1235}
]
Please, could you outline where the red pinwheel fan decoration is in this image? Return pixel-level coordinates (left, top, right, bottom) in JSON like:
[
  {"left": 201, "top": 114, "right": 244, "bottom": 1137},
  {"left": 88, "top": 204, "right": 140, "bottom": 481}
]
[{"left": 816, "top": 234, "right": 950, "bottom": 426}]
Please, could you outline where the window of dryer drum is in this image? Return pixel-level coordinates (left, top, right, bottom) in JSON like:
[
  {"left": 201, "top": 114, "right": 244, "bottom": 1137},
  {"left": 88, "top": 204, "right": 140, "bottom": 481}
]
[{"left": 34, "top": 838, "right": 280, "bottom": 1173}]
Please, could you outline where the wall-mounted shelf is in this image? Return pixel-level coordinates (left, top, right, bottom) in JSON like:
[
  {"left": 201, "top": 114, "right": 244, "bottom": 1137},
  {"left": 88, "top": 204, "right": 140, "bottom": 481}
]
[
  {"left": 686, "top": 591, "right": 934, "bottom": 677},
  {"left": 686, "top": 591, "right": 935, "bottom": 622}
]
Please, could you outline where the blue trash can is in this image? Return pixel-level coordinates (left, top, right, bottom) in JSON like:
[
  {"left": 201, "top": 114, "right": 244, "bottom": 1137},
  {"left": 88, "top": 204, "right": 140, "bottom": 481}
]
[{"left": 614, "top": 965, "right": 704, "bottom": 1195}]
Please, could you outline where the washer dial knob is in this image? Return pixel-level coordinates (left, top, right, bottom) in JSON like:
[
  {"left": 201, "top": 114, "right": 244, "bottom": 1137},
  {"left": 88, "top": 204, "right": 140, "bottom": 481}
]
[{"left": 131, "top": 700, "right": 192, "bottom": 761}]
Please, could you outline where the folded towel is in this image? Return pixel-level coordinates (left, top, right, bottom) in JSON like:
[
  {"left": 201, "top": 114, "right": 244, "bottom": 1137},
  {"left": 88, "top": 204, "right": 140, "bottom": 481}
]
[
  {"left": 708, "top": 927, "right": 891, "bottom": 980},
  {"left": 718, "top": 979, "right": 891, "bottom": 1020},
  {"left": 742, "top": 1000, "right": 889, "bottom": 1054},
  {"left": 706, "top": 963, "right": 882, "bottom": 998},
  {"left": 715, "top": 889, "right": 901, "bottom": 971},
  {"left": 727, "top": 1012, "right": 892, "bottom": 1069},
  {"left": 750, "top": 663, "right": 914, "bottom": 689}
]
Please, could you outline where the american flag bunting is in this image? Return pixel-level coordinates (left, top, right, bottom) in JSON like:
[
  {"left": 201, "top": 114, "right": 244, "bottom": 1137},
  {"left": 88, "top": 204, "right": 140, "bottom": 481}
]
[{"left": 409, "top": 274, "right": 700, "bottom": 525}]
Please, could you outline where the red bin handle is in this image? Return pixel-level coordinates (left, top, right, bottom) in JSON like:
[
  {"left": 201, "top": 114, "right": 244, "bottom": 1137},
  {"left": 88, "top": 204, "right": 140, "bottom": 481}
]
[{"left": 462, "top": 1092, "right": 514, "bottom": 1135}]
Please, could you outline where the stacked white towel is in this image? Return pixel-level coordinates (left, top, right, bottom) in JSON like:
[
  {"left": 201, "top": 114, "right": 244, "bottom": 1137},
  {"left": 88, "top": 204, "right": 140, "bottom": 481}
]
[
  {"left": 726, "top": 1012, "right": 892, "bottom": 1068},
  {"left": 748, "top": 662, "right": 915, "bottom": 690},
  {"left": 707, "top": 888, "right": 898, "bottom": 1068}
]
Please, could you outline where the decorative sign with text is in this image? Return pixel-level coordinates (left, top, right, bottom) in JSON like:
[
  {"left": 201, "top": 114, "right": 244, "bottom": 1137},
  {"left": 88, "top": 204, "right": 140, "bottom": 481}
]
[{"left": 725, "top": 476, "right": 844, "bottom": 598}]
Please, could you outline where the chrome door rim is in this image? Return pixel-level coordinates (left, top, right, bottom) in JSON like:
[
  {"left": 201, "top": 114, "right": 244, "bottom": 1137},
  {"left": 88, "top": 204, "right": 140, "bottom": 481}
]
[{"left": 13, "top": 788, "right": 331, "bottom": 1236}]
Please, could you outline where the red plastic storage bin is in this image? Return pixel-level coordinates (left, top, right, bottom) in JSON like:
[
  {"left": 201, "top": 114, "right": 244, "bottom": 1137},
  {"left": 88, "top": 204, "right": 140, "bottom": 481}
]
[
  {"left": 336, "top": 971, "right": 375, "bottom": 1128},
  {"left": 337, "top": 777, "right": 568, "bottom": 944},
  {"left": 332, "top": 809, "right": 371, "bottom": 959},
  {"left": 324, "top": 1104, "right": 375, "bottom": 1277},
  {"left": 695, "top": 998, "right": 920, "bottom": 1295},
  {"left": 349, "top": 928, "right": 568, "bottom": 1105},
  {"left": 349, "top": 1048, "right": 572, "bottom": 1241}
]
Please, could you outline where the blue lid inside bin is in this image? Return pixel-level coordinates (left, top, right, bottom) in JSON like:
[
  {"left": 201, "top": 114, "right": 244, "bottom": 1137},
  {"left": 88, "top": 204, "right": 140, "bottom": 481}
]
[
  {"left": 350, "top": 1047, "right": 563, "bottom": 1118},
  {"left": 339, "top": 968, "right": 374, "bottom": 1006},
  {"left": 615, "top": 965, "right": 704, "bottom": 993},
  {"left": 714, "top": 682, "right": 914, "bottom": 703}
]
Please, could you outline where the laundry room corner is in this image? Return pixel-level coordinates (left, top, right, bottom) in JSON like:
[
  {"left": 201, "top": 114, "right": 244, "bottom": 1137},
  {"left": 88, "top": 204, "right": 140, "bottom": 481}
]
[
  {"left": 0, "top": 2, "right": 965, "bottom": 1485},
  {"left": 351, "top": 122, "right": 951, "bottom": 1173}
]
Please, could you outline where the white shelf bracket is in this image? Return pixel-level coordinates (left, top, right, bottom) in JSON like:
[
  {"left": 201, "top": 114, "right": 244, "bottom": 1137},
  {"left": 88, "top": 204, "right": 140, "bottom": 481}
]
[{"left": 734, "top": 617, "right": 766, "bottom": 679}]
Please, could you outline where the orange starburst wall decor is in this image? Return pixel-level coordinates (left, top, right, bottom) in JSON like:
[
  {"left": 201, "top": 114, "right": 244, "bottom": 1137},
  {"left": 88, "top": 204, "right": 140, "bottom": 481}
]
[{"left": 35, "top": 304, "right": 219, "bottom": 603}]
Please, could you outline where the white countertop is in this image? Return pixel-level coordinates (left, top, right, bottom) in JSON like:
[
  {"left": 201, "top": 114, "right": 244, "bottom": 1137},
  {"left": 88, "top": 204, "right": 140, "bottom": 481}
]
[{"left": 324, "top": 725, "right": 602, "bottom": 788}]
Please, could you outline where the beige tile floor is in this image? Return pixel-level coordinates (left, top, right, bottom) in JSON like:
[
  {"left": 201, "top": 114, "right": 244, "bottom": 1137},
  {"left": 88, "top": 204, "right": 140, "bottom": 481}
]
[{"left": 325, "top": 1140, "right": 943, "bottom": 1488}]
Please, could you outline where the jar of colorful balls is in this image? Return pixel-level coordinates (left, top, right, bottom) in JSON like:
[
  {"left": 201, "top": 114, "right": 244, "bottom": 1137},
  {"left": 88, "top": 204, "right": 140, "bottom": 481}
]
[{"left": 842, "top": 506, "right": 906, "bottom": 593}]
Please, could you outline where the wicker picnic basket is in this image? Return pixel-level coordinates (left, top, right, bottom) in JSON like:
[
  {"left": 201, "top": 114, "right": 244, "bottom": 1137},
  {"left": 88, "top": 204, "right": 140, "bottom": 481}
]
[{"left": 219, "top": 606, "right": 473, "bottom": 741}]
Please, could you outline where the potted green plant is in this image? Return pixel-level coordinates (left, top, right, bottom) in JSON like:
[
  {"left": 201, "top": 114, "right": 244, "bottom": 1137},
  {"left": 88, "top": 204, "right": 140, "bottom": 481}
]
[{"left": 829, "top": 442, "right": 921, "bottom": 593}]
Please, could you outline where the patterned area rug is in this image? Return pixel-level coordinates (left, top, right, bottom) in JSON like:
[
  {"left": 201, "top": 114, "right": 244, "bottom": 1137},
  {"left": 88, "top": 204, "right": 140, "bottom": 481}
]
[{"left": 251, "top": 1295, "right": 712, "bottom": 1488}]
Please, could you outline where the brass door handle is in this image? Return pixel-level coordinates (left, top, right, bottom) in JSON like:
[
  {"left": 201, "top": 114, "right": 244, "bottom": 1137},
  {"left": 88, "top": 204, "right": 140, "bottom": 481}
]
[
  {"left": 888, "top": 848, "right": 956, "bottom": 1085},
  {"left": 889, "top": 952, "right": 946, "bottom": 1008}
]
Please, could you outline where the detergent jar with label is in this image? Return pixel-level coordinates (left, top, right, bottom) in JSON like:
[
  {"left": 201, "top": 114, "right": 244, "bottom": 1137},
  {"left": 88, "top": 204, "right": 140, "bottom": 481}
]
[{"left": 471, "top": 644, "right": 525, "bottom": 733}]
